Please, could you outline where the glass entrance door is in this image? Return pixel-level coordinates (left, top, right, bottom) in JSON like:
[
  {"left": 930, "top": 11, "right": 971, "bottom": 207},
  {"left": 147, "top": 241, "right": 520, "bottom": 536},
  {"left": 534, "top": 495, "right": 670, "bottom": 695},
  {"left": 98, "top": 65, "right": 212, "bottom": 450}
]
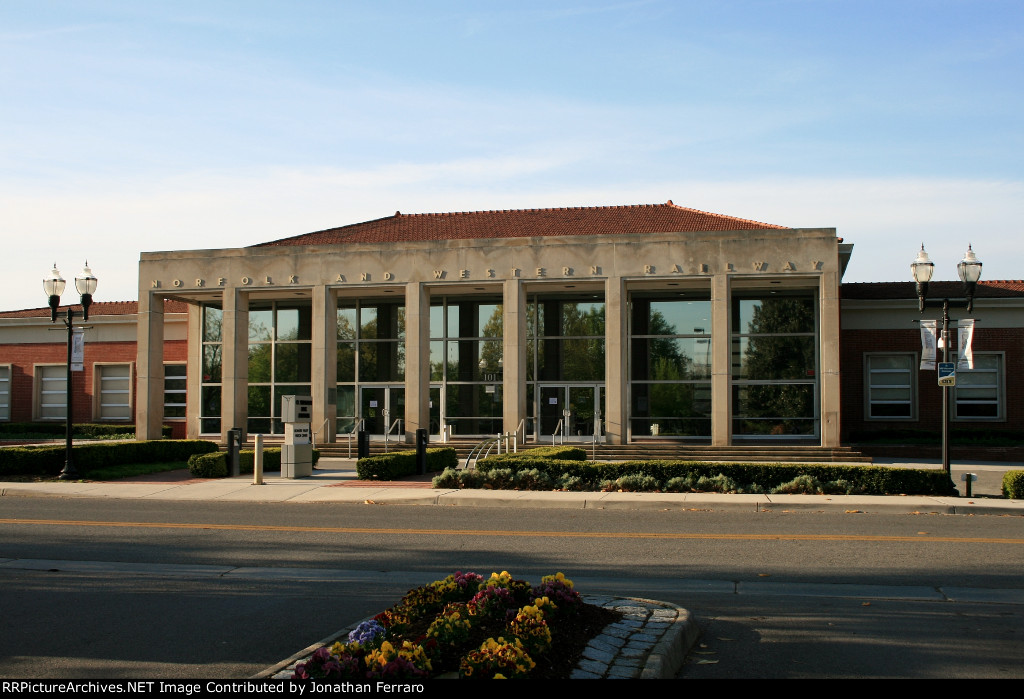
[
  {"left": 537, "top": 385, "right": 604, "bottom": 442},
  {"left": 360, "top": 386, "right": 405, "bottom": 438}
]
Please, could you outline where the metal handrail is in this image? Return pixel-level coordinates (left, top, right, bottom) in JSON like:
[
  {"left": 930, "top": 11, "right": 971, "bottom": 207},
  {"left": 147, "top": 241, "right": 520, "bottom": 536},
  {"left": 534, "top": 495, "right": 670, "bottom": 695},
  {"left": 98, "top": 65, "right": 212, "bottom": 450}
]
[
  {"left": 384, "top": 418, "right": 403, "bottom": 453},
  {"left": 311, "top": 418, "right": 330, "bottom": 448},
  {"left": 514, "top": 419, "right": 527, "bottom": 451},
  {"left": 464, "top": 436, "right": 500, "bottom": 470},
  {"left": 551, "top": 418, "right": 564, "bottom": 445},
  {"left": 346, "top": 419, "right": 365, "bottom": 458}
]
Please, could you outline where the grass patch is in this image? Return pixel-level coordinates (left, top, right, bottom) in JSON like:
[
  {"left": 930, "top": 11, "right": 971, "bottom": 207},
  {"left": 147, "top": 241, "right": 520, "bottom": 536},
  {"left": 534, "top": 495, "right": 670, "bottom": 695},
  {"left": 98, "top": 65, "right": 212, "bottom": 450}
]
[{"left": 83, "top": 460, "right": 191, "bottom": 481}]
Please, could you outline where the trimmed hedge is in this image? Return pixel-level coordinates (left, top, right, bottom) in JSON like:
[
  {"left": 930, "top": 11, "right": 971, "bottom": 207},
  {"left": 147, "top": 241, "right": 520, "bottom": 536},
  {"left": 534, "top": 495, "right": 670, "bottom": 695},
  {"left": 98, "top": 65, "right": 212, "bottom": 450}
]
[
  {"left": 1003, "top": 470, "right": 1024, "bottom": 499},
  {"left": 0, "top": 422, "right": 173, "bottom": 439},
  {"left": 356, "top": 448, "right": 458, "bottom": 480},
  {"left": 0, "top": 440, "right": 218, "bottom": 478},
  {"left": 186, "top": 448, "right": 321, "bottom": 478},
  {"left": 472, "top": 453, "right": 957, "bottom": 496}
]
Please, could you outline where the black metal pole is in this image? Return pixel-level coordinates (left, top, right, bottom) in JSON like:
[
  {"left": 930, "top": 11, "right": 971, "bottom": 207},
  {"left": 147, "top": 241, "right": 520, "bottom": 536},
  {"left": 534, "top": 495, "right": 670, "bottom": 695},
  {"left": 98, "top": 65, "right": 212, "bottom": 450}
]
[
  {"left": 59, "top": 307, "right": 78, "bottom": 480},
  {"left": 941, "top": 299, "right": 950, "bottom": 479}
]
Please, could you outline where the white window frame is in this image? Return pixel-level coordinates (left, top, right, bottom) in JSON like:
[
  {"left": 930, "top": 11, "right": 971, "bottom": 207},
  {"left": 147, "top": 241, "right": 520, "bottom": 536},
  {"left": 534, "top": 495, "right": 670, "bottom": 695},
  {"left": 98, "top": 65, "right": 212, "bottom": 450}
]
[
  {"left": 864, "top": 352, "right": 917, "bottom": 421},
  {"left": 35, "top": 364, "right": 67, "bottom": 421},
  {"left": 164, "top": 363, "right": 187, "bottom": 421},
  {"left": 94, "top": 362, "right": 134, "bottom": 422},
  {"left": 952, "top": 352, "right": 1005, "bottom": 422},
  {"left": 0, "top": 364, "right": 11, "bottom": 421}
]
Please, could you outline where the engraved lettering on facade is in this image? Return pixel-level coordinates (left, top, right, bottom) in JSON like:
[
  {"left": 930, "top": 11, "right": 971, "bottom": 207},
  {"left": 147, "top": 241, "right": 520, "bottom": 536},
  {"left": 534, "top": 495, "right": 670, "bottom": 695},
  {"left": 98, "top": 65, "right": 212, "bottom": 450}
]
[
  {"left": 264, "top": 276, "right": 272, "bottom": 284},
  {"left": 753, "top": 261, "right": 768, "bottom": 271},
  {"left": 671, "top": 264, "right": 683, "bottom": 273},
  {"left": 644, "top": 265, "right": 654, "bottom": 274},
  {"left": 784, "top": 262, "right": 796, "bottom": 271},
  {"left": 727, "top": 263, "right": 736, "bottom": 272},
  {"left": 151, "top": 280, "right": 160, "bottom": 288},
  {"left": 536, "top": 268, "right": 546, "bottom": 277},
  {"left": 383, "top": 272, "right": 393, "bottom": 281},
  {"left": 591, "top": 266, "right": 601, "bottom": 275},
  {"left": 460, "top": 269, "right": 469, "bottom": 279},
  {"left": 241, "top": 277, "right": 252, "bottom": 285},
  {"left": 172, "top": 279, "right": 183, "bottom": 288},
  {"left": 289, "top": 275, "right": 298, "bottom": 284},
  {"left": 812, "top": 260, "right": 824, "bottom": 271},
  {"left": 511, "top": 268, "right": 521, "bottom": 277},
  {"left": 335, "top": 274, "right": 346, "bottom": 283},
  {"left": 361, "top": 273, "right": 370, "bottom": 282},
  {"left": 433, "top": 270, "right": 446, "bottom": 279},
  {"left": 218, "top": 278, "right": 226, "bottom": 286},
  {"left": 562, "top": 267, "right": 573, "bottom": 276},
  {"left": 699, "top": 263, "right": 709, "bottom": 274},
  {"left": 195, "top": 279, "right": 205, "bottom": 287},
  {"left": 487, "top": 269, "right": 496, "bottom": 278}
]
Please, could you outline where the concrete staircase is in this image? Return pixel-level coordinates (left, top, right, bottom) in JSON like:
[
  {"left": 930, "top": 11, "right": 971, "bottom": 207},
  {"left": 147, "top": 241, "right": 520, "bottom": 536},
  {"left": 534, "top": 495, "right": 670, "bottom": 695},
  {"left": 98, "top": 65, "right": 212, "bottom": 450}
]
[{"left": 303, "top": 438, "right": 871, "bottom": 464}]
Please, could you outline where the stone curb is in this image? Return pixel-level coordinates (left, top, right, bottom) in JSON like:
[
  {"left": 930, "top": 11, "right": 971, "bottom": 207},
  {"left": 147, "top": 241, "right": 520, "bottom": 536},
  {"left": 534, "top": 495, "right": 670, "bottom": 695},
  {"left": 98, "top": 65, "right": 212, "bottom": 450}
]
[{"left": 254, "top": 596, "right": 697, "bottom": 681}]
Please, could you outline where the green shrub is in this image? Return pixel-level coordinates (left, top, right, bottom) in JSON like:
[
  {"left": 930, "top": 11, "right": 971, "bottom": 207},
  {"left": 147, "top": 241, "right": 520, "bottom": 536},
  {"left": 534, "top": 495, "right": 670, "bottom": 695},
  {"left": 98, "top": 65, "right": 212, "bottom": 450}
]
[
  {"left": 615, "top": 474, "right": 661, "bottom": 492},
  {"left": 458, "top": 469, "right": 485, "bottom": 489},
  {"left": 484, "top": 468, "right": 515, "bottom": 490},
  {"left": 694, "top": 473, "right": 738, "bottom": 494},
  {"left": 1002, "top": 470, "right": 1024, "bottom": 499},
  {"left": 556, "top": 474, "right": 591, "bottom": 492},
  {"left": 357, "top": 448, "right": 458, "bottom": 480},
  {"left": 771, "top": 474, "right": 823, "bottom": 494},
  {"left": 0, "top": 440, "right": 218, "bottom": 478},
  {"left": 188, "top": 452, "right": 227, "bottom": 478},
  {"left": 514, "top": 468, "right": 553, "bottom": 491},
  {"left": 432, "top": 468, "right": 461, "bottom": 488}
]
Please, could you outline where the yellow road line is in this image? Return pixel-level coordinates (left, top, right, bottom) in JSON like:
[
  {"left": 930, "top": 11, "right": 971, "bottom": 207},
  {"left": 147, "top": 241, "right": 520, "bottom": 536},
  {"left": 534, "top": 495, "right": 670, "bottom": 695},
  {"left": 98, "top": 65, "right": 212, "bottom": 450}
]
[{"left": 1, "top": 518, "right": 1023, "bottom": 544}]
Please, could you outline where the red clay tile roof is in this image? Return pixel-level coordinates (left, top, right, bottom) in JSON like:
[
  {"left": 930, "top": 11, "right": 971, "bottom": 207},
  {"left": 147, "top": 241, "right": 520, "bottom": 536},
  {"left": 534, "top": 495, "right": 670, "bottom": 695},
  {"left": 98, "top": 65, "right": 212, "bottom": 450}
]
[
  {"left": 842, "top": 281, "right": 1024, "bottom": 299},
  {"left": 252, "top": 201, "right": 788, "bottom": 248},
  {"left": 0, "top": 299, "right": 189, "bottom": 319}
]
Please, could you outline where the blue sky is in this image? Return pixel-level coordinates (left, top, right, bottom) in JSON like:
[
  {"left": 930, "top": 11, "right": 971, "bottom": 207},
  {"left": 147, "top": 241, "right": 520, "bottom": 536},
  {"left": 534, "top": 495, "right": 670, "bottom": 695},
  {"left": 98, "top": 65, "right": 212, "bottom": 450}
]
[{"left": 2, "top": 0, "right": 1022, "bottom": 310}]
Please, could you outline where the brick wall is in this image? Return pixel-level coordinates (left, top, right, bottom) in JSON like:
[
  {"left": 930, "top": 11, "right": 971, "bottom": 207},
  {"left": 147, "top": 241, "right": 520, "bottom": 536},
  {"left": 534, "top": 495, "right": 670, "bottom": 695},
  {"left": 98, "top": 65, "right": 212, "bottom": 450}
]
[
  {"left": 840, "top": 327, "right": 1024, "bottom": 440},
  {"left": 0, "top": 339, "right": 187, "bottom": 429}
]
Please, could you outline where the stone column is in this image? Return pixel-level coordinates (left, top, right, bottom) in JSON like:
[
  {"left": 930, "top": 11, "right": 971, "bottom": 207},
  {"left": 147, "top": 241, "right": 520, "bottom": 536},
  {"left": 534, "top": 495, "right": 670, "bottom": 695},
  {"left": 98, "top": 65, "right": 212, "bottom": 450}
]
[
  {"left": 502, "top": 279, "right": 527, "bottom": 441},
  {"left": 604, "top": 276, "right": 627, "bottom": 445},
  {"left": 135, "top": 292, "right": 165, "bottom": 441},
  {"left": 711, "top": 274, "right": 732, "bottom": 446},
  {"left": 312, "top": 284, "right": 337, "bottom": 443},
  {"left": 220, "top": 287, "right": 249, "bottom": 443},
  {"left": 405, "top": 282, "right": 430, "bottom": 442},
  {"left": 819, "top": 271, "right": 841, "bottom": 446},
  {"left": 186, "top": 304, "right": 202, "bottom": 439}
]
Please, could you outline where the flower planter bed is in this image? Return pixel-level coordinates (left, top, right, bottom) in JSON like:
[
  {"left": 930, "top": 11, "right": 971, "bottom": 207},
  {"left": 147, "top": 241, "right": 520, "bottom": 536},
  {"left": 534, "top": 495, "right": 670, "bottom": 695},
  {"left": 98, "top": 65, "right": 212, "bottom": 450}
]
[{"left": 292, "top": 571, "right": 621, "bottom": 680}]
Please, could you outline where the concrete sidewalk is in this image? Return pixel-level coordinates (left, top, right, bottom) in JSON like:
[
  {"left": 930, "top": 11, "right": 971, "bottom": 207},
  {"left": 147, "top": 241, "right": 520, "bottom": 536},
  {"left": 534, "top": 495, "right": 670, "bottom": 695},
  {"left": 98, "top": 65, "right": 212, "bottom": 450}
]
[{"left": 2, "top": 457, "right": 1021, "bottom": 515}]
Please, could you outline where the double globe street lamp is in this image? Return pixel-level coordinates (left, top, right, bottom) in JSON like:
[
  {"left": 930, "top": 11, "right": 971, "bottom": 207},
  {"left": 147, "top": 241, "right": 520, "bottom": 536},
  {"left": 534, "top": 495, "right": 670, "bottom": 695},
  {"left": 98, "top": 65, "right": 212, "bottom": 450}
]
[
  {"left": 43, "top": 263, "right": 98, "bottom": 480},
  {"left": 911, "top": 245, "right": 982, "bottom": 479}
]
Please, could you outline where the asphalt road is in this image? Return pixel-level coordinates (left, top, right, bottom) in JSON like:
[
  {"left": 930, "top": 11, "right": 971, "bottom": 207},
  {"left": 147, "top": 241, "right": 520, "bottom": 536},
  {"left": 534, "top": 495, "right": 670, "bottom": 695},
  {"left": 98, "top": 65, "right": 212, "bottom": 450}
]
[{"left": 1, "top": 496, "right": 1022, "bottom": 679}]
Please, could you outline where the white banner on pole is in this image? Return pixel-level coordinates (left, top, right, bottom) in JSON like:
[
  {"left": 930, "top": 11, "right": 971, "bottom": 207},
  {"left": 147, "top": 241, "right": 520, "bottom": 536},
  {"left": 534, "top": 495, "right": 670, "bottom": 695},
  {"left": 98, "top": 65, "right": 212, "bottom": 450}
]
[
  {"left": 920, "top": 319, "right": 937, "bottom": 370},
  {"left": 71, "top": 328, "right": 85, "bottom": 372},
  {"left": 958, "top": 319, "right": 975, "bottom": 370}
]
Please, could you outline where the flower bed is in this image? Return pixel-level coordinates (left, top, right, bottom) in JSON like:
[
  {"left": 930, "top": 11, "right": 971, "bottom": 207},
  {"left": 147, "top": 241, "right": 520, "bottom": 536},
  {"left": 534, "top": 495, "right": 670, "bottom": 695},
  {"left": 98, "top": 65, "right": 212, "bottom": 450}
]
[{"left": 293, "top": 571, "right": 620, "bottom": 680}]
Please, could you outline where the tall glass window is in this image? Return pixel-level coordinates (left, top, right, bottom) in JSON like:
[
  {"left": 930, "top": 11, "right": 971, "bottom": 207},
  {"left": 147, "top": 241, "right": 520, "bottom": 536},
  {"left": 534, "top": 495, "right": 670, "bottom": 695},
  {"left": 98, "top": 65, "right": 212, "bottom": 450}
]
[
  {"left": 248, "top": 302, "right": 312, "bottom": 434},
  {"left": 430, "top": 297, "right": 503, "bottom": 436},
  {"left": 731, "top": 292, "right": 818, "bottom": 438},
  {"left": 526, "top": 295, "right": 605, "bottom": 439},
  {"left": 630, "top": 293, "right": 712, "bottom": 439},
  {"left": 200, "top": 304, "right": 222, "bottom": 434},
  {"left": 337, "top": 300, "right": 406, "bottom": 435}
]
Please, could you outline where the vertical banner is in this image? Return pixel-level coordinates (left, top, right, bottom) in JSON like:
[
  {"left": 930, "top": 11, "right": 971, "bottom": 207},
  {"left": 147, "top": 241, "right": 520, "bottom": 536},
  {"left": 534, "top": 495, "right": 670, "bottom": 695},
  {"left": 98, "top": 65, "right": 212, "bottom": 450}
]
[
  {"left": 958, "top": 319, "right": 975, "bottom": 370},
  {"left": 71, "top": 328, "right": 85, "bottom": 372},
  {"left": 920, "top": 319, "right": 937, "bottom": 370}
]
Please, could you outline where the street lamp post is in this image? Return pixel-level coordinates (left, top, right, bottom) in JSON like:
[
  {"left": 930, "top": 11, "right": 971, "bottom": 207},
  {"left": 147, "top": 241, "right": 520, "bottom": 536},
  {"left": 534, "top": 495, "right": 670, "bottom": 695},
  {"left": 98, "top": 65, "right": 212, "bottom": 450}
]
[
  {"left": 911, "top": 245, "right": 982, "bottom": 480},
  {"left": 43, "top": 263, "right": 98, "bottom": 481}
]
